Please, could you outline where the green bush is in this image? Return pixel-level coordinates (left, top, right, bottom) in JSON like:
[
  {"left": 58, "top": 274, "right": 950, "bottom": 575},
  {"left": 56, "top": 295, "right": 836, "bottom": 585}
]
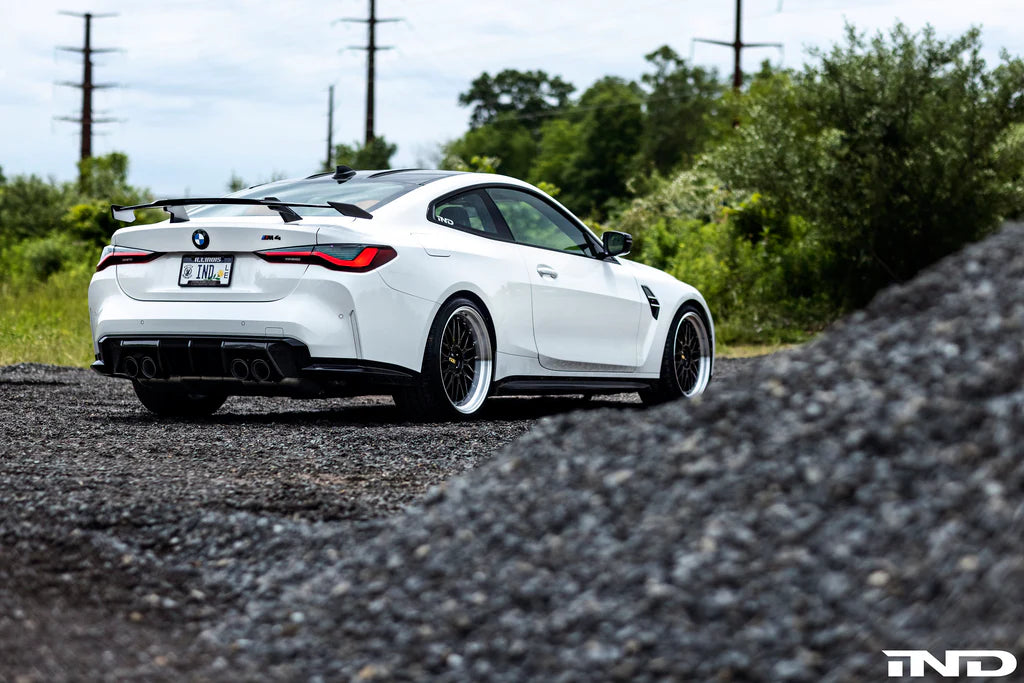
[
  {"left": 0, "top": 174, "right": 74, "bottom": 242},
  {"left": 993, "top": 123, "right": 1024, "bottom": 219},
  {"left": 612, "top": 169, "right": 831, "bottom": 344},
  {"left": 607, "top": 22, "right": 1024, "bottom": 345},
  {"left": 62, "top": 200, "right": 121, "bottom": 246},
  {"left": 709, "top": 23, "right": 1024, "bottom": 307},
  {"left": 0, "top": 234, "right": 98, "bottom": 284}
]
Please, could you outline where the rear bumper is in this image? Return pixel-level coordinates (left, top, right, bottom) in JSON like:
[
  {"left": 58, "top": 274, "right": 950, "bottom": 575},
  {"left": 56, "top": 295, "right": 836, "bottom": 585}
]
[
  {"left": 93, "top": 335, "right": 418, "bottom": 397},
  {"left": 88, "top": 268, "right": 437, "bottom": 373}
]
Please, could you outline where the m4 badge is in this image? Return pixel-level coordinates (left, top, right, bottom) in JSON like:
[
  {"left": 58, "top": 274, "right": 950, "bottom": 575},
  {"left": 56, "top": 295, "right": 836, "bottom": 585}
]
[{"left": 261, "top": 235, "right": 282, "bottom": 241}]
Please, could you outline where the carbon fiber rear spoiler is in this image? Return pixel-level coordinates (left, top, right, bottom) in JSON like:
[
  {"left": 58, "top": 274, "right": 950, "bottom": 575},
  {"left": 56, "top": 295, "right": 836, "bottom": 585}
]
[{"left": 111, "top": 197, "right": 374, "bottom": 224}]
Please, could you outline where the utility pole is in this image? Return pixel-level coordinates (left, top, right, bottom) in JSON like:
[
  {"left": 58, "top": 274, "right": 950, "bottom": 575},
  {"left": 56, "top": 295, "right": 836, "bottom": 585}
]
[
  {"left": 56, "top": 11, "right": 119, "bottom": 164},
  {"left": 340, "top": 0, "right": 400, "bottom": 145},
  {"left": 693, "top": 0, "right": 781, "bottom": 90},
  {"left": 326, "top": 84, "right": 335, "bottom": 169}
]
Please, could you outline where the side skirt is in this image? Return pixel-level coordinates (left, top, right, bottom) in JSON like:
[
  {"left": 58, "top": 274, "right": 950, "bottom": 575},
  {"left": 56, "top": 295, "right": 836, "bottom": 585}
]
[{"left": 492, "top": 376, "right": 655, "bottom": 396}]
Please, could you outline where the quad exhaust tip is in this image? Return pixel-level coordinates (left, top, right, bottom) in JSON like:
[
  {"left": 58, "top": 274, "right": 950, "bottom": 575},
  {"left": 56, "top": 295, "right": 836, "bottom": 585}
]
[
  {"left": 251, "top": 359, "right": 272, "bottom": 382},
  {"left": 126, "top": 353, "right": 273, "bottom": 382},
  {"left": 140, "top": 356, "right": 158, "bottom": 379},
  {"left": 230, "top": 358, "right": 250, "bottom": 381}
]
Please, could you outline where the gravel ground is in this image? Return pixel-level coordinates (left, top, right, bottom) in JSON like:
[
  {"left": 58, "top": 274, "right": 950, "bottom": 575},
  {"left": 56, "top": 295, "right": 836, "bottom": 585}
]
[{"left": 0, "top": 352, "right": 754, "bottom": 681}]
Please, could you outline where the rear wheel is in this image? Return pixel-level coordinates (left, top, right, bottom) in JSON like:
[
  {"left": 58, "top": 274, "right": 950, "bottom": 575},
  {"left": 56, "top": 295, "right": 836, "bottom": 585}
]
[
  {"left": 640, "top": 303, "right": 712, "bottom": 405},
  {"left": 132, "top": 382, "right": 227, "bottom": 417},
  {"left": 393, "top": 297, "right": 494, "bottom": 420}
]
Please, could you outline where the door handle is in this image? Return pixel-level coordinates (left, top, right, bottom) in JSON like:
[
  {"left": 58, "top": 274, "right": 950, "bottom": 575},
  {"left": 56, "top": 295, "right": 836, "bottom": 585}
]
[{"left": 536, "top": 265, "right": 558, "bottom": 279}]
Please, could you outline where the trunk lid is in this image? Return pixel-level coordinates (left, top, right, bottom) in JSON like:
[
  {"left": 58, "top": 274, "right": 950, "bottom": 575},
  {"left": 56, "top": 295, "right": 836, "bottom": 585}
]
[{"left": 113, "top": 217, "right": 353, "bottom": 302}]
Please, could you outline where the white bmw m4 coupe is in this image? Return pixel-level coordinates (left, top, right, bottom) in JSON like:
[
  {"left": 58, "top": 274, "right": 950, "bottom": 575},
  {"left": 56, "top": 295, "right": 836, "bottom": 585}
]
[{"left": 89, "top": 167, "right": 714, "bottom": 418}]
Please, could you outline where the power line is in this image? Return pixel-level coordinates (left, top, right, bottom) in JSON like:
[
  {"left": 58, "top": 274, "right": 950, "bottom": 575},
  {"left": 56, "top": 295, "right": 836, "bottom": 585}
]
[
  {"left": 326, "top": 84, "right": 335, "bottom": 169},
  {"left": 693, "top": 0, "right": 782, "bottom": 90},
  {"left": 55, "top": 11, "right": 120, "bottom": 167},
  {"left": 337, "top": 0, "right": 401, "bottom": 145},
  {"left": 475, "top": 91, "right": 723, "bottom": 126}
]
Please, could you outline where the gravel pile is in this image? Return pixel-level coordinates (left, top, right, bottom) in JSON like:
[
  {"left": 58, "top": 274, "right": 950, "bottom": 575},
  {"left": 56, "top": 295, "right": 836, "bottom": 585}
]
[{"left": 202, "top": 222, "right": 1024, "bottom": 681}]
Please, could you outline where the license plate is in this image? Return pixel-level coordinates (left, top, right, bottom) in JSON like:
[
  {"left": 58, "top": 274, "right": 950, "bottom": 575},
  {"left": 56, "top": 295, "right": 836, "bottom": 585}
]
[{"left": 179, "top": 255, "right": 234, "bottom": 287}]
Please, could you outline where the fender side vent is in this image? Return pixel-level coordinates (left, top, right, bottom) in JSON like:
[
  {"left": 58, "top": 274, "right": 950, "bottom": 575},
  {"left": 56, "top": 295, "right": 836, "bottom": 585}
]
[{"left": 641, "top": 285, "right": 660, "bottom": 319}]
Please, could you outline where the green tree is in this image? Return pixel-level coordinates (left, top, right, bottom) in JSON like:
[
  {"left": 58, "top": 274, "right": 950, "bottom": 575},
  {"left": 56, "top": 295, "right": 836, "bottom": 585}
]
[
  {"left": 710, "top": 22, "right": 1024, "bottom": 306},
  {"left": 441, "top": 118, "right": 538, "bottom": 180},
  {"left": 329, "top": 136, "right": 397, "bottom": 170},
  {"left": 639, "top": 46, "right": 723, "bottom": 173},
  {"left": 528, "top": 117, "right": 583, "bottom": 194},
  {"left": 445, "top": 69, "right": 577, "bottom": 181},
  {"left": 227, "top": 173, "right": 248, "bottom": 192},
  {"left": 459, "top": 69, "right": 575, "bottom": 133},
  {"left": 569, "top": 77, "right": 644, "bottom": 216},
  {"left": 71, "top": 153, "right": 153, "bottom": 245},
  {"left": 76, "top": 152, "right": 148, "bottom": 206},
  {"left": 528, "top": 77, "right": 643, "bottom": 217}
]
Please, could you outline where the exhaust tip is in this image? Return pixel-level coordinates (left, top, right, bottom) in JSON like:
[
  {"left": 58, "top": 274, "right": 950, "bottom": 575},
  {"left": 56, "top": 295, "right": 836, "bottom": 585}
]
[
  {"left": 123, "top": 356, "right": 140, "bottom": 378},
  {"left": 140, "top": 356, "right": 158, "bottom": 379},
  {"left": 251, "top": 358, "right": 272, "bottom": 382},
  {"left": 230, "top": 358, "right": 250, "bottom": 381}
]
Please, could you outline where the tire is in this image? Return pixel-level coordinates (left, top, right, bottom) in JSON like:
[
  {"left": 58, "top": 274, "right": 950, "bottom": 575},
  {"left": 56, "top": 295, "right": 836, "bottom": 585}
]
[
  {"left": 640, "top": 302, "right": 713, "bottom": 406},
  {"left": 393, "top": 297, "right": 494, "bottom": 420},
  {"left": 132, "top": 381, "right": 228, "bottom": 417}
]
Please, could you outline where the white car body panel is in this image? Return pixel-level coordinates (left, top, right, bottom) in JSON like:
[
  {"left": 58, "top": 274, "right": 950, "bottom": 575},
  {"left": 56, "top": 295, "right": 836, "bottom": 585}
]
[
  {"left": 89, "top": 169, "right": 713, "bottom": 402},
  {"left": 521, "top": 245, "right": 644, "bottom": 372}
]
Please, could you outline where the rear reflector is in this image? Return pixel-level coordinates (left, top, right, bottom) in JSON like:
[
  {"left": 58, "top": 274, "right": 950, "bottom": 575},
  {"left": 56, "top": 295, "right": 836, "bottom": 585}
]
[
  {"left": 256, "top": 244, "right": 397, "bottom": 272},
  {"left": 96, "top": 246, "right": 162, "bottom": 271}
]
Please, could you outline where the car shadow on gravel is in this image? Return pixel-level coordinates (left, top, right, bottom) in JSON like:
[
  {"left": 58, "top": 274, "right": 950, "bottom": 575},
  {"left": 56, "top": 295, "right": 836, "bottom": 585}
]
[{"left": 103, "top": 394, "right": 641, "bottom": 426}]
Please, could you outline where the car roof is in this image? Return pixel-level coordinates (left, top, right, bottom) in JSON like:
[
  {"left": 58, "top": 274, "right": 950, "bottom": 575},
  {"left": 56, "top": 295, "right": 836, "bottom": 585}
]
[{"left": 300, "top": 168, "right": 464, "bottom": 186}]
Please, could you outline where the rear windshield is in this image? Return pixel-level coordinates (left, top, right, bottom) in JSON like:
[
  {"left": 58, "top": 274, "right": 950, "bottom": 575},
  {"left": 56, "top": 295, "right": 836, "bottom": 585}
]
[{"left": 190, "top": 177, "right": 415, "bottom": 218}]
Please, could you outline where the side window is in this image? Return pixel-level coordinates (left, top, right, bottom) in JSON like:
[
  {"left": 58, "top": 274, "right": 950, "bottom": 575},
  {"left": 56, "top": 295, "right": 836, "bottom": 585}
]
[
  {"left": 431, "top": 191, "right": 503, "bottom": 237},
  {"left": 487, "top": 187, "right": 594, "bottom": 256}
]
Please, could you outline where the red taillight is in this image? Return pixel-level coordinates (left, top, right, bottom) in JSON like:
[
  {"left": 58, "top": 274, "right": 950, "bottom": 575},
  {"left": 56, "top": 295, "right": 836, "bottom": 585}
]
[
  {"left": 96, "top": 246, "right": 162, "bottom": 272},
  {"left": 256, "top": 244, "right": 397, "bottom": 272}
]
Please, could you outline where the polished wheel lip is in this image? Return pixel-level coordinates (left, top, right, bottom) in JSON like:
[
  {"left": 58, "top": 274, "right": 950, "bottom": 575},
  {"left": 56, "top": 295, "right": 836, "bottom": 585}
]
[
  {"left": 439, "top": 305, "right": 493, "bottom": 414},
  {"left": 673, "top": 310, "right": 711, "bottom": 397}
]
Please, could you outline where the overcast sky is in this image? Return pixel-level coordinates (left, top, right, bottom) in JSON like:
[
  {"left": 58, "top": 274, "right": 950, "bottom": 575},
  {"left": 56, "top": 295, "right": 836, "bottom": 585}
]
[{"left": 2, "top": 0, "right": 1021, "bottom": 196}]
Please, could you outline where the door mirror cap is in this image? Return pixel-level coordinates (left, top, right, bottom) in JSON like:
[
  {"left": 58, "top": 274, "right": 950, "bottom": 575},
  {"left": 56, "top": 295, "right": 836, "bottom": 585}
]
[{"left": 602, "top": 231, "right": 633, "bottom": 257}]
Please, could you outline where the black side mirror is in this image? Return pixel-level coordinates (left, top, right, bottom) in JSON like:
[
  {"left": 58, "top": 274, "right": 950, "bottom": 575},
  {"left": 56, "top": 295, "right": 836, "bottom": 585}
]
[{"left": 602, "top": 231, "right": 633, "bottom": 257}]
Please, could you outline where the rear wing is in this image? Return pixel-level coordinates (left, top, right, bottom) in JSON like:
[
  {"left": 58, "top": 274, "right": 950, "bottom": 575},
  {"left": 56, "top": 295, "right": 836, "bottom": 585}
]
[{"left": 111, "top": 197, "right": 374, "bottom": 224}]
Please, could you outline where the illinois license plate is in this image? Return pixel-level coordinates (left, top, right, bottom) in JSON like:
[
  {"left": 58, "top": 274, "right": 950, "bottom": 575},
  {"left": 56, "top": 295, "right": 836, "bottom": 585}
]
[{"left": 179, "top": 255, "right": 234, "bottom": 287}]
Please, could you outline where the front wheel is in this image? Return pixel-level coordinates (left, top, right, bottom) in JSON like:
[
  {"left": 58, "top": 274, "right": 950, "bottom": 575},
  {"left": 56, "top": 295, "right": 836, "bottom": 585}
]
[
  {"left": 393, "top": 297, "right": 494, "bottom": 419},
  {"left": 132, "top": 382, "right": 228, "bottom": 417},
  {"left": 640, "top": 303, "right": 712, "bottom": 406}
]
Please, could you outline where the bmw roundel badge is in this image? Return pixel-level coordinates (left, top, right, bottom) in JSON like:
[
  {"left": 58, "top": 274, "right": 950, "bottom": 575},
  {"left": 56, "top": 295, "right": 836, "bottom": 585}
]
[{"left": 192, "top": 229, "right": 210, "bottom": 250}]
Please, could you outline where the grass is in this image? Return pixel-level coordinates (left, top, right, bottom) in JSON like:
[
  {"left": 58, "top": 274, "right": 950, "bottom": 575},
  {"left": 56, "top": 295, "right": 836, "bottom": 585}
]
[
  {"left": 0, "top": 269, "right": 95, "bottom": 368},
  {"left": 717, "top": 342, "right": 804, "bottom": 358}
]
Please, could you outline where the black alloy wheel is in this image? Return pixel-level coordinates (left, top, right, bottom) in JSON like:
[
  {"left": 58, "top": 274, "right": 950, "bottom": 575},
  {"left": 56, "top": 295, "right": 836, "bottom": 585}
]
[
  {"left": 640, "top": 303, "right": 712, "bottom": 405},
  {"left": 393, "top": 297, "right": 494, "bottom": 419}
]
